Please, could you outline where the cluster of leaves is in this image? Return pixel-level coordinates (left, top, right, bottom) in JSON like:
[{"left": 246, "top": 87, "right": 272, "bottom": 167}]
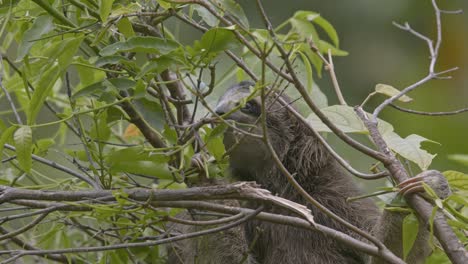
[{"left": 0, "top": 0, "right": 466, "bottom": 263}]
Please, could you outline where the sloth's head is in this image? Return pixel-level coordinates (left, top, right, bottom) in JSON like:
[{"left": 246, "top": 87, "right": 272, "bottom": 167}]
[
  {"left": 214, "top": 81, "right": 299, "bottom": 180},
  {"left": 214, "top": 81, "right": 262, "bottom": 124}
]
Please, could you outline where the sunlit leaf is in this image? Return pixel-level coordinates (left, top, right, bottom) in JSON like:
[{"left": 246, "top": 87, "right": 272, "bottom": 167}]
[
  {"left": 443, "top": 170, "right": 468, "bottom": 190},
  {"left": 306, "top": 105, "right": 437, "bottom": 169},
  {"left": 14, "top": 126, "right": 32, "bottom": 172},
  {"left": 317, "top": 40, "right": 348, "bottom": 56},
  {"left": 375, "top": 84, "right": 412, "bottom": 103},
  {"left": 383, "top": 133, "right": 437, "bottom": 170}
]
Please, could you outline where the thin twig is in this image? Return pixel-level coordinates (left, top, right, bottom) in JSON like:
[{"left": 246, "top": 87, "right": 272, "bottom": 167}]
[
  {"left": 372, "top": 0, "right": 460, "bottom": 119},
  {"left": 0, "top": 226, "right": 75, "bottom": 264},
  {"left": 0, "top": 206, "right": 264, "bottom": 264},
  {"left": 390, "top": 104, "right": 468, "bottom": 116},
  {"left": 0, "top": 55, "right": 23, "bottom": 125},
  {"left": 3, "top": 144, "right": 101, "bottom": 189}
]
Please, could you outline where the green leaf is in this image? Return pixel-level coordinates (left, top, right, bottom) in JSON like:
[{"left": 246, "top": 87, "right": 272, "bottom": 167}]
[
  {"left": 17, "top": 15, "right": 54, "bottom": 60},
  {"left": 105, "top": 147, "right": 169, "bottom": 165},
  {"left": 76, "top": 57, "right": 106, "bottom": 87},
  {"left": 217, "top": 0, "right": 249, "bottom": 28},
  {"left": 90, "top": 110, "right": 111, "bottom": 141},
  {"left": 108, "top": 78, "right": 136, "bottom": 91},
  {"left": 306, "top": 105, "right": 367, "bottom": 133},
  {"left": 95, "top": 55, "right": 130, "bottom": 67},
  {"left": 289, "top": 17, "right": 319, "bottom": 43},
  {"left": 198, "top": 27, "right": 239, "bottom": 54},
  {"left": 194, "top": 5, "right": 219, "bottom": 27},
  {"left": 100, "top": 36, "right": 180, "bottom": 56},
  {"left": 34, "top": 138, "right": 55, "bottom": 156},
  {"left": 0, "top": 126, "right": 16, "bottom": 158},
  {"left": 14, "top": 126, "right": 32, "bottom": 172},
  {"left": 205, "top": 125, "right": 227, "bottom": 162},
  {"left": 317, "top": 40, "right": 348, "bottom": 56},
  {"left": 306, "top": 105, "right": 437, "bottom": 169},
  {"left": 301, "top": 45, "right": 323, "bottom": 77},
  {"left": 99, "top": 0, "right": 115, "bottom": 22},
  {"left": 116, "top": 17, "right": 135, "bottom": 38},
  {"left": 110, "top": 160, "right": 172, "bottom": 180},
  {"left": 425, "top": 249, "right": 451, "bottom": 264},
  {"left": 383, "top": 133, "right": 437, "bottom": 170},
  {"left": 298, "top": 51, "right": 314, "bottom": 93},
  {"left": 294, "top": 11, "right": 339, "bottom": 46},
  {"left": 136, "top": 55, "right": 185, "bottom": 79},
  {"left": 402, "top": 213, "right": 419, "bottom": 260},
  {"left": 209, "top": 123, "right": 228, "bottom": 139},
  {"left": 27, "top": 64, "right": 60, "bottom": 124},
  {"left": 72, "top": 80, "right": 107, "bottom": 99},
  {"left": 443, "top": 170, "right": 468, "bottom": 190},
  {"left": 375, "top": 84, "right": 412, "bottom": 103},
  {"left": 57, "top": 36, "right": 84, "bottom": 68},
  {"left": 106, "top": 147, "right": 172, "bottom": 179}
]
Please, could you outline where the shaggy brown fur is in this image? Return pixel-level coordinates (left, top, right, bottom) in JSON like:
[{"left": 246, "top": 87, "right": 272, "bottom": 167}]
[{"left": 167, "top": 81, "right": 431, "bottom": 264}]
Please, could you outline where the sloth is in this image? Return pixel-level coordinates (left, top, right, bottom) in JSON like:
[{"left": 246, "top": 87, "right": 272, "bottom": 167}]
[{"left": 167, "top": 81, "right": 448, "bottom": 264}]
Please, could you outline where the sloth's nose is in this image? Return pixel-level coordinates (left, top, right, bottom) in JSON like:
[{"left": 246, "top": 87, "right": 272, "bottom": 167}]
[{"left": 214, "top": 104, "right": 229, "bottom": 116}]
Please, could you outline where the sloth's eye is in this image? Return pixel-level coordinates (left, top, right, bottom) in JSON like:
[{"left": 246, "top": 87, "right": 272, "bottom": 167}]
[{"left": 241, "top": 100, "right": 260, "bottom": 116}]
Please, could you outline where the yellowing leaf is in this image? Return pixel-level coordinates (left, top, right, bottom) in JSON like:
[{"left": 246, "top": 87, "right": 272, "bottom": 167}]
[
  {"left": 383, "top": 133, "right": 437, "bottom": 170},
  {"left": 306, "top": 105, "right": 437, "bottom": 169},
  {"left": 375, "top": 84, "right": 412, "bottom": 103},
  {"left": 443, "top": 170, "right": 468, "bottom": 190},
  {"left": 123, "top": 124, "right": 141, "bottom": 139}
]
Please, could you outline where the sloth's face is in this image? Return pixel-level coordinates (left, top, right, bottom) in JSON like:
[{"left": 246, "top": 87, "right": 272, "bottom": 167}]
[
  {"left": 214, "top": 81, "right": 273, "bottom": 178},
  {"left": 214, "top": 81, "right": 261, "bottom": 125}
]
